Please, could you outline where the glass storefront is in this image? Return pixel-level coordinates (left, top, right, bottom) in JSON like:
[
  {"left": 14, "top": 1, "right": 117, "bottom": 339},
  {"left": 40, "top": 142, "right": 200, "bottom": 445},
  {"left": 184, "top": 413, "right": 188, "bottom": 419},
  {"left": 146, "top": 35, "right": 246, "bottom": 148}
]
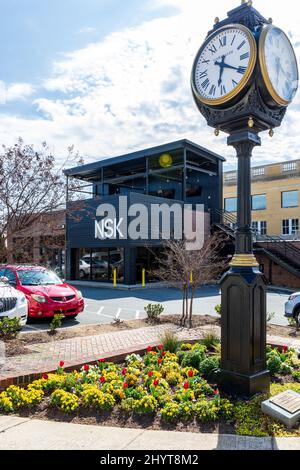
[
  {"left": 135, "top": 247, "right": 162, "bottom": 283},
  {"left": 77, "top": 247, "right": 124, "bottom": 283}
]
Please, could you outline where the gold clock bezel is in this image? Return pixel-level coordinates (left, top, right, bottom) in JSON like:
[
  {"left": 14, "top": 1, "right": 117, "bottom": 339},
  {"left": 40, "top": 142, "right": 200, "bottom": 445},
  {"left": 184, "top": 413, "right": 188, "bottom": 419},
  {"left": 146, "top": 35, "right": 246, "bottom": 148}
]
[
  {"left": 191, "top": 24, "right": 257, "bottom": 107},
  {"left": 259, "top": 24, "right": 299, "bottom": 107}
]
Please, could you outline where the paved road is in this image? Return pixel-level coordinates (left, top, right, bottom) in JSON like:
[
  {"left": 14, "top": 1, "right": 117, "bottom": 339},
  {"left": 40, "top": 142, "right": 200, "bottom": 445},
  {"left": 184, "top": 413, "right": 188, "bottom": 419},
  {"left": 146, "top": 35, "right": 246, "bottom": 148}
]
[{"left": 22, "top": 285, "right": 291, "bottom": 332}]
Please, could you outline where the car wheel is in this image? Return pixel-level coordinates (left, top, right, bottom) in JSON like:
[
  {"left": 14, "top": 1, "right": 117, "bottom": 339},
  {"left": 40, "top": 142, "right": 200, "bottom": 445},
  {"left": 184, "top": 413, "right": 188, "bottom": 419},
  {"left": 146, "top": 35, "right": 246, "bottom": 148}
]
[{"left": 26, "top": 317, "right": 36, "bottom": 324}]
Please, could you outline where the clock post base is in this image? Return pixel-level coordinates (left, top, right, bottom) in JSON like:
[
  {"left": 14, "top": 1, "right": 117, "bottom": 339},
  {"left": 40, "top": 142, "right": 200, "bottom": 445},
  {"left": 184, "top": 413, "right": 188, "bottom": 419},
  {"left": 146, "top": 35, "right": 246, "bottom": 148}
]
[
  {"left": 217, "top": 265, "right": 270, "bottom": 398},
  {"left": 217, "top": 369, "right": 270, "bottom": 398}
]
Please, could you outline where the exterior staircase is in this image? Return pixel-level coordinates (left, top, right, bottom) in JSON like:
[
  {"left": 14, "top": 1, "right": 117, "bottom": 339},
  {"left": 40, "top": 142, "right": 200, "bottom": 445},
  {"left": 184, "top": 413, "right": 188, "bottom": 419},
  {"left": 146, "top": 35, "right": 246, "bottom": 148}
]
[{"left": 213, "top": 209, "right": 300, "bottom": 280}]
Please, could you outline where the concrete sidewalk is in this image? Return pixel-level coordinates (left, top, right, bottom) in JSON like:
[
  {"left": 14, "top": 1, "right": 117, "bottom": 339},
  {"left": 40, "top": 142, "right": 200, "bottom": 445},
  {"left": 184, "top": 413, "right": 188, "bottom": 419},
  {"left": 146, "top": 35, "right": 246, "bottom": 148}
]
[{"left": 0, "top": 416, "right": 299, "bottom": 450}]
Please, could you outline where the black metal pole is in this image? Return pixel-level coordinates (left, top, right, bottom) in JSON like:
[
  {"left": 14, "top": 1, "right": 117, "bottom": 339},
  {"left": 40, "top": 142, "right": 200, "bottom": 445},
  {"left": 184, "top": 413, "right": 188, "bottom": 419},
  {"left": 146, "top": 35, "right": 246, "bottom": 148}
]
[{"left": 218, "top": 130, "right": 270, "bottom": 397}]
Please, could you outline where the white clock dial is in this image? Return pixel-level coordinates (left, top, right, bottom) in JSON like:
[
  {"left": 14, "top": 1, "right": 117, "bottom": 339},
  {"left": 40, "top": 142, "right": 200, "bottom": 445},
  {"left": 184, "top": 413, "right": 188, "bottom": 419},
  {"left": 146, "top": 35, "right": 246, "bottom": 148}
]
[
  {"left": 259, "top": 25, "right": 299, "bottom": 106},
  {"left": 192, "top": 25, "right": 256, "bottom": 106}
]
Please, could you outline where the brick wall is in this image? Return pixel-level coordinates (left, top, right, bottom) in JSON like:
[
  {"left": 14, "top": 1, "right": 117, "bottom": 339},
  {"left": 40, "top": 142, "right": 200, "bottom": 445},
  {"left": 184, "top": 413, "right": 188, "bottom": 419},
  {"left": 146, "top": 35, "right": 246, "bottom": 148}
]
[{"left": 256, "top": 253, "right": 300, "bottom": 289}]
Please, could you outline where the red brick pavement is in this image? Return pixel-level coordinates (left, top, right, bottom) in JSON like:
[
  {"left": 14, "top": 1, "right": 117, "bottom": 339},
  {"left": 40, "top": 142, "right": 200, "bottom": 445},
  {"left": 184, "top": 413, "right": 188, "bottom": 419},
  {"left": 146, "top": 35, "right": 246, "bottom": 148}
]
[
  {"left": 0, "top": 324, "right": 213, "bottom": 388},
  {"left": 0, "top": 324, "right": 299, "bottom": 390}
]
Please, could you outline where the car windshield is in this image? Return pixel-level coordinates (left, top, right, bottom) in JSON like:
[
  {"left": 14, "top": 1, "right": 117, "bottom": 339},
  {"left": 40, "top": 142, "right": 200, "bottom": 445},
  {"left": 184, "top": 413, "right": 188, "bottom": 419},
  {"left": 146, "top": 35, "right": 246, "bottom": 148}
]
[{"left": 17, "top": 269, "right": 62, "bottom": 286}]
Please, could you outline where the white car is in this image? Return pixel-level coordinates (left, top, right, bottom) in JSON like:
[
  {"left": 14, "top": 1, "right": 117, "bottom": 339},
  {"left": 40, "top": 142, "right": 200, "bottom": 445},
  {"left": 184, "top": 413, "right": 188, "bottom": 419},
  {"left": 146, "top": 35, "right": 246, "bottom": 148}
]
[
  {"left": 285, "top": 292, "right": 300, "bottom": 324},
  {"left": 0, "top": 278, "right": 28, "bottom": 326}
]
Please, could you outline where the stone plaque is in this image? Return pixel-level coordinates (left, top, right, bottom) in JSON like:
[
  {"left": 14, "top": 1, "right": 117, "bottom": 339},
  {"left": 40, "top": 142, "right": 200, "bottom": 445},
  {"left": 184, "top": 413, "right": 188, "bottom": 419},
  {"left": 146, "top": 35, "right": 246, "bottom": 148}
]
[{"left": 270, "top": 391, "right": 300, "bottom": 415}]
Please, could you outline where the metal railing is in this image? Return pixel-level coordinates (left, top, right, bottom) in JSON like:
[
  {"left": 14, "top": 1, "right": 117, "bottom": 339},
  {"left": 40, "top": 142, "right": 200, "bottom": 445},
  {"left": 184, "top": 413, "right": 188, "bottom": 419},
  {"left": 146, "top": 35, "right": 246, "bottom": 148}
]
[{"left": 213, "top": 209, "right": 300, "bottom": 271}]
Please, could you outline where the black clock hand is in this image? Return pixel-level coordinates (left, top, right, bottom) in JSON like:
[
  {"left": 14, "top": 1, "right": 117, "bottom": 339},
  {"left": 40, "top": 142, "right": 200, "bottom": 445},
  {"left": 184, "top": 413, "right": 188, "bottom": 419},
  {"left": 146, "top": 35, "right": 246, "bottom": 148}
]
[
  {"left": 215, "top": 55, "right": 226, "bottom": 86},
  {"left": 215, "top": 61, "right": 242, "bottom": 72}
]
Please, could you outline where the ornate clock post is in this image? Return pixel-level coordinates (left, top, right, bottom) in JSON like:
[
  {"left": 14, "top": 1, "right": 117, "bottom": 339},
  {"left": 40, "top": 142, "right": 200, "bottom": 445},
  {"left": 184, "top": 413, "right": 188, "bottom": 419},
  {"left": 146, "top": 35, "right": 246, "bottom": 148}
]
[{"left": 191, "top": 1, "right": 299, "bottom": 396}]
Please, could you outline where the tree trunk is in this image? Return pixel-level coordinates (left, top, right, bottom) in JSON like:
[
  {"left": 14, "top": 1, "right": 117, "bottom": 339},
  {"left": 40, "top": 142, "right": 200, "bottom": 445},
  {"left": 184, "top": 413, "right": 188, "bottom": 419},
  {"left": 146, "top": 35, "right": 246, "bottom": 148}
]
[
  {"left": 188, "top": 288, "right": 195, "bottom": 329},
  {"left": 180, "top": 287, "right": 186, "bottom": 327},
  {"left": 184, "top": 286, "right": 189, "bottom": 328}
]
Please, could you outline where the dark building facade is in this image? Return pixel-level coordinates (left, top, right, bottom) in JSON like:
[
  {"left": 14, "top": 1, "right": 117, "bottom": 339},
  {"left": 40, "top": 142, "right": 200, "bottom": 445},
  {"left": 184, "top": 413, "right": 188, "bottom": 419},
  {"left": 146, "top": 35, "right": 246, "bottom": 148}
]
[{"left": 64, "top": 140, "right": 224, "bottom": 286}]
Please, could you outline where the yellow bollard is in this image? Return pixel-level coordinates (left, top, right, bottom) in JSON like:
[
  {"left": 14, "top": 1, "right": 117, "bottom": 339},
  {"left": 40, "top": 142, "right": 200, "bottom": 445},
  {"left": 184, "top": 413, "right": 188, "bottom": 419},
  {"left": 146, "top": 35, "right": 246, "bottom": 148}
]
[
  {"left": 142, "top": 268, "right": 146, "bottom": 288},
  {"left": 190, "top": 272, "right": 193, "bottom": 284},
  {"left": 113, "top": 268, "right": 117, "bottom": 288}
]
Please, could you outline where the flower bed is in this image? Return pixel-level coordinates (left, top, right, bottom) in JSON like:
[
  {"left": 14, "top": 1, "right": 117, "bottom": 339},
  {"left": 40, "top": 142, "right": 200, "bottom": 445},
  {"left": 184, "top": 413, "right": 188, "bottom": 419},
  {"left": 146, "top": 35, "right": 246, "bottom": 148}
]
[{"left": 1, "top": 342, "right": 300, "bottom": 437}]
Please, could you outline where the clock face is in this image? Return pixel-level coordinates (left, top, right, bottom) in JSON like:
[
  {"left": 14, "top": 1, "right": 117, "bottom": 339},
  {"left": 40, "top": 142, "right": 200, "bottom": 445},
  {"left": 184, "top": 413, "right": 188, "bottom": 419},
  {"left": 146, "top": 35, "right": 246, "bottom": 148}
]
[
  {"left": 259, "top": 25, "right": 299, "bottom": 106},
  {"left": 192, "top": 25, "right": 257, "bottom": 106}
]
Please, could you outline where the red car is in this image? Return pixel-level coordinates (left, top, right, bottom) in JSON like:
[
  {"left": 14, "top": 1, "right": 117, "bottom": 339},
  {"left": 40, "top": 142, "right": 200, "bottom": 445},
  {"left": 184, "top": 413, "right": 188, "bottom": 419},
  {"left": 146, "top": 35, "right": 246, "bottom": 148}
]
[{"left": 0, "top": 265, "right": 84, "bottom": 321}]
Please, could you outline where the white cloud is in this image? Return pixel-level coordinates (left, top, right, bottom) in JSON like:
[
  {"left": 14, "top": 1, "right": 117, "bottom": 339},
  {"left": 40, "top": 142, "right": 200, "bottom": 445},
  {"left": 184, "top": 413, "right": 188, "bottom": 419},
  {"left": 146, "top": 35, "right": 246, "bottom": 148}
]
[
  {"left": 1, "top": 0, "right": 300, "bottom": 170},
  {"left": 0, "top": 81, "right": 35, "bottom": 103}
]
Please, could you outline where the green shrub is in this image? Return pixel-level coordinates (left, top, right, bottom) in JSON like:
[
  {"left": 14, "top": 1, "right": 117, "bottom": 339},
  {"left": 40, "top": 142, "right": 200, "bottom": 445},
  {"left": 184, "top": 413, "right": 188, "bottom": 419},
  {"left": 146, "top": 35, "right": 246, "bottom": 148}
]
[
  {"left": 144, "top": 304, "right": 164, "bottom": 323},
  {"left": 0, "top": 317, "right": 21, "bottom": 340},
  {"left": 160, "top": 330, "right": 179, "bottom": 353},
  {"left": 181, "top": 347, "right": 206, "bottom": 370},
  {"left": 50, "top": 314, "right": 64, "bottom": 334},
  {"left": 267, "top": 354, "right": 283, "bottom": 376},
  {"left": 215, "top": 304, "right": 221, "bottom": 316},
  {"left": 280, "top": 362, "right": 293, "bottom": 376},
  {"left": 199, "top": 356, "right": 220, "bottom": 379}
]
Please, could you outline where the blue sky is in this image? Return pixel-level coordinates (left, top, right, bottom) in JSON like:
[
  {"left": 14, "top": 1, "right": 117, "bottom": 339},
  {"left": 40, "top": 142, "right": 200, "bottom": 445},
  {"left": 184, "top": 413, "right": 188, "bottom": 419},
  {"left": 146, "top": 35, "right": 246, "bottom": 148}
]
[{"left": 0, "top": 0, "right": 300, "bottom": 169}]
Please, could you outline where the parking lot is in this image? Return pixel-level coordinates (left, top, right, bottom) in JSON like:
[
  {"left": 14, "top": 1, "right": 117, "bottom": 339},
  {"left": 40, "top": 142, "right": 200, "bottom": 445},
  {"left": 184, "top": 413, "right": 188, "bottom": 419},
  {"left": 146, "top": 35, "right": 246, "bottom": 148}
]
[{"left": 22, "top": 285, "right": 292, "bottom": 332}]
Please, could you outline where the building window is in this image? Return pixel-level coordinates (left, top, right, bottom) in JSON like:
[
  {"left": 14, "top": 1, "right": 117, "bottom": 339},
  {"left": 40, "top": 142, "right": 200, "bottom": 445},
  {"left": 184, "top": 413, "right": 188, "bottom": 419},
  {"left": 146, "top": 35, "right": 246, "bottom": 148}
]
[
  {"left": 282, "top": 162, "right": 297, "bottom": 173},
  {"left": 225, "top": 172, "right": 237, "bottom": 182},
  {"left": 252, "top": 221, "right": 267, "bottom": 236},
  {"left": 282, "top": 191, "right": 299, "bottom": 208},
  {"left": 282, "top": 219, "right": 299, "bottom": 236},
  {"left": 224, "top": 197, "right": 237, "bottom": 213},
  {"left": 252, "top": 167, "right": 265, "bottom": 177},
  {"left": 252, "top": 194, "right": 266, "bottom": 211}
]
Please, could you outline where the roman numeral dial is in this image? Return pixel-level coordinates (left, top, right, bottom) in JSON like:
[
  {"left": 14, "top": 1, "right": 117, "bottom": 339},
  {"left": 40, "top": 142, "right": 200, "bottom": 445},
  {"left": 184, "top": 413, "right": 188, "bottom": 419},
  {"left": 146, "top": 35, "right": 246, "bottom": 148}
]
[
  {"left": 192, "top": 25, "right": 257, "bottom": 106},
  {"left": 259, "top": 25, "right": 299, "bottom": 107}
]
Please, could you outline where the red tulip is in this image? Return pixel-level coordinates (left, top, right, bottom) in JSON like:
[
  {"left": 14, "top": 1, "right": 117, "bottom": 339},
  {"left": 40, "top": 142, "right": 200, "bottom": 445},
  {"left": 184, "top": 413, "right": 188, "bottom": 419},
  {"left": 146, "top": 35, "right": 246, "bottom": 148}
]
[
  {"left": 123, "top": 382, "right": 129, "bottom": 389},
  {"left": 214, "top": 389, "right": 220, "bottom": 396},
  {"left": 147, "top": 346, "right": 153, "bottom": 352},
  {"left": 42, "top": 373, "right": 48, "bottom": 380},
  {"left": 84, "top": 364, "right": 89, "bottom": 372},
  {"left": 283, "top": 346, "right": 288, "bottom": 353},
  {"left": 148, "top": 371, "right": 154, "bottom": 377},
  {"left": 158, "top": 358, "right": 162, "bottom": 366},
  {"left": 121, "top": 368, "right": 127, "bottom": 376},
  {"left": 162, "top": 352, "right": 166, "bottom": 357},
  {"left": 59, "top": 361, "right": 65, "bottom": 368},
  {"left": 158, "top": 345, "right": 164, "bottom": 351},
  {"left": 153, "top": 379, "right": 159, "bottom": 387},
  {"left": 188, "top": 370, "right": 194, "bottom": 378},
  {"left": 100, "top": 376, "right": 106, "bottom": 383},
  {"left": 99, "top": 359, "right": 105, "bottom": 363},
  {"left": 183, "top": 382, "right": 189, "bottom": 390}
]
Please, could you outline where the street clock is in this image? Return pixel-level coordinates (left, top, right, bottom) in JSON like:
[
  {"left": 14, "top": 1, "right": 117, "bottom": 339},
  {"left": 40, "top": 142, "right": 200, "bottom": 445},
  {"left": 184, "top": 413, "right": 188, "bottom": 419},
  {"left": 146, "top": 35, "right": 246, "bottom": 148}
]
[
  {"left": 190, "top": 1, "right": 299, "bottom": 397},
  {"left": 192, "top": 24, "right": 257, "bottom": 107}
]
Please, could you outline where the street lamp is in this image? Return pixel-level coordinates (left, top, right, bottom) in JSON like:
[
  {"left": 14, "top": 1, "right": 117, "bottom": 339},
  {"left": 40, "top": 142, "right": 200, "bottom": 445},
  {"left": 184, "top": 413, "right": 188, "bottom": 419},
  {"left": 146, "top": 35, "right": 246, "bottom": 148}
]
[{"left": 191, "top": 1, "right": 299, "bottom": 396}]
